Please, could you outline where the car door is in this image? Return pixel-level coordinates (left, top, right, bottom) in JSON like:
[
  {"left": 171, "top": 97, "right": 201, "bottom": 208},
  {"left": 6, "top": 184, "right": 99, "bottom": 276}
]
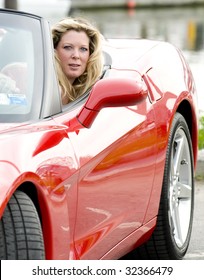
[{"left": 54, "top": 69, "right": 157, "bottom": 260}]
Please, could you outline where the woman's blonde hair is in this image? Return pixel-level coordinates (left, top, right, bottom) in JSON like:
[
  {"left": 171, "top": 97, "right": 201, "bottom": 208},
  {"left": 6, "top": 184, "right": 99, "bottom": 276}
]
[{"left": 52, "top": 17, "right": 103, "bottom": 103}]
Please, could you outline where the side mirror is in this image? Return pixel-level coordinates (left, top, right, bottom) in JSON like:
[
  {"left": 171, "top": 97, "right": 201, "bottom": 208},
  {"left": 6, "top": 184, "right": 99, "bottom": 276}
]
[{"left": 77, "top": 76, "right": 148, "bottom": 128}]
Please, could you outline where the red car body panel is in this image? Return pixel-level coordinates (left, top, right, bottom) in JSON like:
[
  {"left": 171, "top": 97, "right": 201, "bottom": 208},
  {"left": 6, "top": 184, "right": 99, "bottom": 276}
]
[{"left": 0, "top": 10, "right": 198, "bottom": 260}]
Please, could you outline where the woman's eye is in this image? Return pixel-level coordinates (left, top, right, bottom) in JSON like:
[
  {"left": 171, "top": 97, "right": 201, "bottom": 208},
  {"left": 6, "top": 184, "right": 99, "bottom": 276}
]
[
  {"left": 81, "top": 47, "right": 88, "bottom": 52},
  {"left": 63, "top": 45, "right": 72, "bottom": 50}
]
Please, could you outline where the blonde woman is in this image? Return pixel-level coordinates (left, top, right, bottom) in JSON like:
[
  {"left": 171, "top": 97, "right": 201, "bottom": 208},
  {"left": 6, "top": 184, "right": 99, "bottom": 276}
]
[{"left": 52, "top": 17, "right": 103, "bottom": 105}]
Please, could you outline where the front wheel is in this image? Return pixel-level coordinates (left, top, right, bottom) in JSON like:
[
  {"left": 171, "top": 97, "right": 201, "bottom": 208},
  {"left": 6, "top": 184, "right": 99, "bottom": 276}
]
[{"left": 0, "top": 190, "right": 45, "bottom": 260}]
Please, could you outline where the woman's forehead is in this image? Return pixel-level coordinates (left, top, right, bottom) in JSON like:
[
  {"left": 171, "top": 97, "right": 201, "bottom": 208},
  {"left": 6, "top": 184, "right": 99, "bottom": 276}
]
[{"left": 61, "top": 29, "right": 90, "bottom": 44}]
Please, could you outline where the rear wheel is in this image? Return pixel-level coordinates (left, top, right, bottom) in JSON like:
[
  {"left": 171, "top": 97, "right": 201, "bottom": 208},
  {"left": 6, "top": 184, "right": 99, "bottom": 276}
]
[
  {"left": 126, "top": 113, "right": 194, "bottom": 259},
  {"left": 0, "top": 190, "right": 45, "bottom": 260}
]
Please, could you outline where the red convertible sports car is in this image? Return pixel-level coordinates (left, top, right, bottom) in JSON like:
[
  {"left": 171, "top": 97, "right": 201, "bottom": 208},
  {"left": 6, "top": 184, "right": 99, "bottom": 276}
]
[{"left": 0, "top": 9, "right": 198, "bottom": 260}]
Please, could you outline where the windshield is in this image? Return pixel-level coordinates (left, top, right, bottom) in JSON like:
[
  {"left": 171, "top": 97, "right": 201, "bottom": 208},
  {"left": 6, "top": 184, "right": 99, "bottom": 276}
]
[{"left": 0, "top": 12, "right": 43, "bottom": 122}]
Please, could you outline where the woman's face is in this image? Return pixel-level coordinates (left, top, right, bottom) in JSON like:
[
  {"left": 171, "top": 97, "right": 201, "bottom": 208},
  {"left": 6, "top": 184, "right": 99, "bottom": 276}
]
[{"left": 55, "top": 30, "right": 90, "bottom": 84}]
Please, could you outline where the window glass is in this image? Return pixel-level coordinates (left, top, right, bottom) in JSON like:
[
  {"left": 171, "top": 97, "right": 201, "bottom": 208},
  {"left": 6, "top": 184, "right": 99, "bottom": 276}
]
[{"left": 0, "top": 13, "right": 43, "bottom": 122}]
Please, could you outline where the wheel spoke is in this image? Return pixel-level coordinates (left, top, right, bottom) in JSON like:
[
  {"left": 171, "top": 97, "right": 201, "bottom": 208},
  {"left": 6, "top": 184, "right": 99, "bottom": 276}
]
[
  {"left": 177, "top": 181, "right": 191, "bottom": 200},
  {"left": 173, "top": 134, "right": 185, "bottom": 176},
  {"left": 171, "top": 197, "right": 183, "bottom": 246}
]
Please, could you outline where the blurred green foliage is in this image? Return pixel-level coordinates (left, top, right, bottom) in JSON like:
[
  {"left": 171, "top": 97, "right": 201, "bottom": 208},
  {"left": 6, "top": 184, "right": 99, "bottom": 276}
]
[{"left": 199, "top": 116, "right": 204, "bottom": 150}]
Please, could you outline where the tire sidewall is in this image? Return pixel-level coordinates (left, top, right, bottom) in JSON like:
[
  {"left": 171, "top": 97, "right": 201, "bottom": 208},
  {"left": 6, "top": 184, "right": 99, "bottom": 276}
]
[{"left": 163, "top": 112, "right": 194, "bottom": 258}]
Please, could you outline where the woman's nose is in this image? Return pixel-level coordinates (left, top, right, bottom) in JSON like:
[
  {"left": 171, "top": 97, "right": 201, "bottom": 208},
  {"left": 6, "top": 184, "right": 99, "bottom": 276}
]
[{"left": 72, "top": 48, "right": 80, "bottom": 58}]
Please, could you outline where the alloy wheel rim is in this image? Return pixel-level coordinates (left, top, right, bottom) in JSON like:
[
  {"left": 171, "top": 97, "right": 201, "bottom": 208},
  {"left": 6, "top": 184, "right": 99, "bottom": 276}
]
[{"left": 169, "top": 127, "right": 192, "bottom": 248}]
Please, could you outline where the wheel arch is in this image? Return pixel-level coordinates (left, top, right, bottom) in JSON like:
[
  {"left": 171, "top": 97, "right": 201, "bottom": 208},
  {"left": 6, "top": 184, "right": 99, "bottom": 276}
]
[
  {"left": 18, "top": 182, "right": 42, "bottom": 221},
  {"left": 17, "top": 182, "right": 52, "bottom": 259},
  {"left": 1, "top": 165, "right": 72, "bottom": 260},
  {"left": 16, "top": 180, "right": 71, "bottom": 259},
  {"left": 126, "top": 111, "right": 195, "bottom": 259},
  {"left": 143, "top": 98, "right": 197, "bottom": 226},
  {"left": 176, "top": 99, "right": 198, "bottom": 167}
]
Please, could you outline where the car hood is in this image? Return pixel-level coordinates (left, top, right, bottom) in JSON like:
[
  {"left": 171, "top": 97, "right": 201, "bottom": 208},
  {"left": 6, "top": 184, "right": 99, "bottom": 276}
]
[{"left": 103, "top": 38, "right": 161, "bottom": 70}]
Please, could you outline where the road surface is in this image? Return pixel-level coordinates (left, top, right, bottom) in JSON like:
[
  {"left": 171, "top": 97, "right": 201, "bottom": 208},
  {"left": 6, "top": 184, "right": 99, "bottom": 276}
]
[{"left": 185, "top": 179, "right": 204, "bottom": 260}]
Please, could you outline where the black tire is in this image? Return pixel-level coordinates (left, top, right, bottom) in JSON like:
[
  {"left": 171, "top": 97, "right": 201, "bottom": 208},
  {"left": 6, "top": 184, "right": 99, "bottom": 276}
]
[
  {"left": 0, "top": 190, "right": 45, "bottom": 260},
  {"left": 125, "top": 112, "right": 194, "bottom": 259}
]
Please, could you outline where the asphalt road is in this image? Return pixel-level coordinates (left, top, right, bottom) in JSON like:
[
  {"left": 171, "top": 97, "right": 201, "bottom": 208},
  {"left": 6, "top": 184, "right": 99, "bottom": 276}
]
[{"left": 185, "top": 179, "right": 204, "bottom": 260}]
